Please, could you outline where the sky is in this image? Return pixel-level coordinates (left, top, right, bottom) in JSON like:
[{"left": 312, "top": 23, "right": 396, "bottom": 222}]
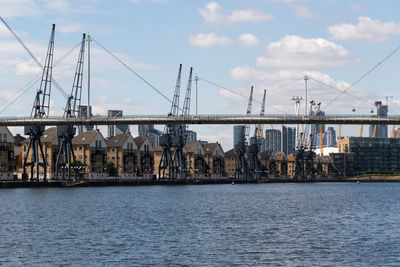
[{"left": 1, "top": 0, "right": 400, "bottom": 150}]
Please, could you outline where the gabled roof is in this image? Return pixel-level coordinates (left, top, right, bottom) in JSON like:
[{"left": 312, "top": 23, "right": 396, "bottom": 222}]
[
  {"left": 224, "top": 148, "right": 235, "bottom": 157},
  {"left": 259, "top": 150, "right": 275, "bottom": 160},
  {"left": 106, "top": 133, "right": 131, "bottom": 148},
  {"left": 133, "top": 136, "right": 147, "bottom": 148},
  {"left": 14, "top": 134, "right": 26, "bottom": 146},
  {"left": 72, "top": 130, "right": 100, "bottom": 145},
  {"left": 22, "top": 127, "right": 57, "bottom": 145},
  {"left": 275, "top": 151, "right": 286, "bottom": 161},
  {"left": 204, "top": 143, "right": 218, "bottom": 154},
  {"left": 184, "top": 141, "right": 202, "bottom": 153}
]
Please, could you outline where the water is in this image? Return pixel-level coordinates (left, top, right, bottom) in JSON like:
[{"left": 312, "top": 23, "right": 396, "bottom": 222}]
[{"left": 1, "top": 183, "right": 400, "bottom": 266}]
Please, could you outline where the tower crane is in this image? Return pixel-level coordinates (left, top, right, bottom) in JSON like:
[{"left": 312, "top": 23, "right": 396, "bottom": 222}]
[
  {"left": 248, "top": 89, "right": 266, "bottom": 179},
  {"left": 159, "top": 64, "right": 182, "bottom": 179},
  {"left": 55, "top": 33, "right": 86, "bottom": 180},
  {"left": 22, "top": 24, "right": 55, "bottom": 182},
  {"left": 172, "top": 67, "right": 193, "bottom": 178},
  {"left": 234, "top": 86, "right": 253, "bottom": 179}
]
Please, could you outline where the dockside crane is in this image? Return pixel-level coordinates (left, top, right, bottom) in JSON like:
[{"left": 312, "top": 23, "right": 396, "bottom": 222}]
[
  {"left": 22, "top": 24, "right": 55, "bottom": 182},
  {"left": 234, "top": 86, "right": 253, "bottom": 179},
  {"left": 159, "top": 64, "right": 182, "bottom": 179},
  {"left": 248, "top": 89, "right": 266, "bottom": 179},
  {"left": 172, "top": 67, "right": 193, "bottom": 178},
  {"left": 55, "top": 33, "right": 86, "bottom": 180}
]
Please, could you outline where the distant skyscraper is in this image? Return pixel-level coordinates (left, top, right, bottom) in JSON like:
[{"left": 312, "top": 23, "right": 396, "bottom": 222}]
[
  {"left": 281, "top": 126, "right": 296, "bottom": 155},
  {"left": 326, "top": 127, "right": 337, "bottom": 147},
  {"left": 185, "top": 130, "right": 197, "bottom": 143},
  {"left": 233, "top": 125, "right": 245, "bottom": 148},
  {"left": 369, "top": 101, "right": 388, "bottom": 138},
  {"left": 265, "top": 129, "right": 281, "bottom": 152},
  {"left": 138, "top": 124, "right": 162, "bottom": 147},
  {"left": 78, "top": 105, "right": 93, "bottom": 134},
  {"left": 107, "top": 110, "right": 130, "bottom": 138}
]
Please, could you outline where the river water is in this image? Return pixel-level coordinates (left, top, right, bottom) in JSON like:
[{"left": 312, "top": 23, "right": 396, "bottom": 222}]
[{"left": 1, "top": 183, "right": 400, "bottom": 266}]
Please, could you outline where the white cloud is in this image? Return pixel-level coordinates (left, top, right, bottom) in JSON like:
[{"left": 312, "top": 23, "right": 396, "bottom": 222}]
[
  {"left": 291, "top": 5, "right": 315, "bottom": 19},
  {"left": 238, "top": 33, "right": 260, "bottom": 46},
  {"left": 226, "top": 66, "right": 373, "bottom": 114},
  {"left": 188, "top": 32, "right": 234, "bottom": 48},
  {"left": 198, "top": 2, "right": 273, "bottom": 28},
  {"left": 255, "top": 35, "right": 356, "bottom": 69},
  {"left": 328, "top": 16, "right": 400, "bottom": 42},
  {"left": 0, "top": 0, "right": 41, "bottom": 18},
  {"left": 15, "top": 60, "right": 41, "bottom": 76}
]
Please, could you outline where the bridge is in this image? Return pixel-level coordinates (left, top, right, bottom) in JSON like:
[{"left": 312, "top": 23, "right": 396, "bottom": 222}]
[{"left": 1, "top": 114, "right": 400, "bottom": 126}]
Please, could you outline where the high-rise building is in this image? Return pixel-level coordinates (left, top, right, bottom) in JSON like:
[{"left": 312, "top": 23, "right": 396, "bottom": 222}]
[
  {"left": 281, "top": 126, "right": 296, "bottom": 155},
  {"left": 369, "top": 101, "right": 388, "bottom": 138},
  {"left": 233, "top": 125, "right": 245, "bottom": 147},
  {"left": 265, "top": 129, "right": 281, "bottom": 152},
  {"left": 138, "top": 124, "right": 162, "bottom": 147},
  {"left": 185, "top": 130, "right": 197, "bottom": 143},
  {"left": 78, "top": 105, "right": 93, "bottom": 134},
  {"left": 326, "top": 127, "right": 337, "bottom": 147},
  {"left": 107, "top": 110, "right": 130, "bottom": 138}
]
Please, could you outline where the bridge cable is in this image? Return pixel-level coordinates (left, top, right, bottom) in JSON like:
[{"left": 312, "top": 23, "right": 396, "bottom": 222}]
[
  {"left": 307, "top": 76, "right": 361, "bottom": 101},
  {"left": 90, "top": 37, "right": 175, "bottom": 107},
  {"left": 198, "top": 76, "right": 302, "bottom": 113},
  {"left": 0, "top": 42, "right": 81, "bottom": 114},
  {"left": 0, "top": 16, "right": 78, "bottom": 101},
  {"left": 323, "top": 44, "right": 400, "bottom": 110}
]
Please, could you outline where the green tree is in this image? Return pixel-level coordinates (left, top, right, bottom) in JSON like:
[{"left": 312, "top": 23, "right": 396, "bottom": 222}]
[{"left": 106, "top": 161, "right": 118, "bottom": 177}]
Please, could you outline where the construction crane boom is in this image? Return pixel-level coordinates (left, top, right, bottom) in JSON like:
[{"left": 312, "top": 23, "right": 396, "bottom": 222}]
[
  {"left": 64, "top": 33, "right": 86, "bottom": 118},
  {"left": 31, "top": 24, "right": 55, "bottom": 118},
  {"left": 170, "top": 64, "right": 182, "bottom": 117}
]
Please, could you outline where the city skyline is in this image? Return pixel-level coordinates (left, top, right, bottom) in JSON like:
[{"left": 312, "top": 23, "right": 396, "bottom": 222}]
[{"left": 1, "top": 0, "right": 400, "bottom": 149}]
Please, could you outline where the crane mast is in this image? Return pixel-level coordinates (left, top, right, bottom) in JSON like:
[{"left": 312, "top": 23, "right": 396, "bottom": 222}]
[
  {"left": 23, "top": 24, "right": 56, "bottom": 182},
  {"left": 159, "top": 64, "right": 182, "bottom": 180},
  {"left": 55, "top": 33, "right": 86, "bottom": 180}
]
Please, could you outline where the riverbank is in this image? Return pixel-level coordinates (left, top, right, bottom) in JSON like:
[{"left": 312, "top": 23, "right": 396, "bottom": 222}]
[{"left": 3, "top": 176, "right": 400, "bottom": 188}]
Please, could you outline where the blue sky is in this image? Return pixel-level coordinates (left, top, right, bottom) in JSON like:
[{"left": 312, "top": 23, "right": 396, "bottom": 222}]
[{"left": 1, "top": 0, "right": 400, "bottom": 149}]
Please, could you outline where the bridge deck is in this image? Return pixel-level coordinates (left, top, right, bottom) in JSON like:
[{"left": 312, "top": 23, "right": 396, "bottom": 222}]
[{"left": 0, "top": 114, "right": 399, "bottom": 126}]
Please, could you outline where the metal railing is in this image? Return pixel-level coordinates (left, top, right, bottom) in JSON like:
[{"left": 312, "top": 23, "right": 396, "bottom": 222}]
[{"left": 0, "top": 114, "right": 399, "bottom": 126}]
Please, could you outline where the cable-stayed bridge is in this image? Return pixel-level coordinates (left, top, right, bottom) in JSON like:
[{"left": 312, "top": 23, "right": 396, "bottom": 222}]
[{"left": 2, "top": 114, "right": 400, "bottom": 126}]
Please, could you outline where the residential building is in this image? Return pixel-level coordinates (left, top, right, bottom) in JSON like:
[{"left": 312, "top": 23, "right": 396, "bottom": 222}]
[
  {"left": 224, "top": 148, "right": 236, "bottom": 177},
  {"left": 133, "top": 136, "right": 154, "bottom": 177},
  {"left": 0, "top": 127, "right": 15, "bottom": 180},
  {"left": 21, "top": 127, "right": 58, "bottom": 179},
  {"left": 185, "top": 141, "right": 206, "bottom": 176},
  {"left": 14, "top": 133, "right": 25, "bottom": 176},
  {"left": 72, "top": 130, "right": 107, "bottom": 179},
  {"left": 259, "top": 150, "right": 276, "bottom": 178},
  {"left": 203, "top": 142, "right": 225, "bottom": 177},
  {"left": 330, "top": 152, "right": 354, "bottom": 177},
  {"left": 369, "top": 101, "right": 388, "bottom": 138},
  {"left": 106, "top": 133, "right": 138, "bottom": 178},
  {"left": 107, "top": 110, "right": 130, "bottom": 138},
  {"left": 338, "top": 137, "right": 399, "bottom": 173},
  {"left": 281, "top": 126, "right": 296, "bottom": 155},
  {"left": 265, "top": 129, "right": 281, "bottom": 152}
]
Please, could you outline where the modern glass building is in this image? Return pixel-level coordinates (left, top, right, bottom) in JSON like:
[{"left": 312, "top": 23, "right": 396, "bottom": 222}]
[
  {"left": 265, "top": 129, "right": 281, "bottom": 152},
  {"left": 369, "top": 101, "right": 388, "bottom": 138},
  {"left": 281, "top": 126, "right": 296, "bottom": 155},
  {"left": 233, "top": 125, "right": 245, "bottom": 148},
  {"left": 107, "top": 110, "right": 130, "bottom": 138},
  {"left": 339, "top": 137, "right": 400, "bottom": 173}
]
